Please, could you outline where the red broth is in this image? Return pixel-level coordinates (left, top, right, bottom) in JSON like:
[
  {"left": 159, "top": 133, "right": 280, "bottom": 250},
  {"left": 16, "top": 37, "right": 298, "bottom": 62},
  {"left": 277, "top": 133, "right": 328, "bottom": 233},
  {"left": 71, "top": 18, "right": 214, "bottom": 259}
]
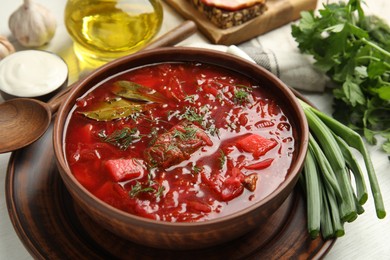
[{"left": 64, "top": 62, "right": 296, "bottom": 222}]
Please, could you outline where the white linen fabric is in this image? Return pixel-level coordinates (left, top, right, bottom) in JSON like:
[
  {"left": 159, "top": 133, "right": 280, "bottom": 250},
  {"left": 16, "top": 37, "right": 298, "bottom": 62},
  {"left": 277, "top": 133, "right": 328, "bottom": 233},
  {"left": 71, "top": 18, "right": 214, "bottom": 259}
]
[{"left": 184, "top": 24, "right": 329, "bottom": 92}]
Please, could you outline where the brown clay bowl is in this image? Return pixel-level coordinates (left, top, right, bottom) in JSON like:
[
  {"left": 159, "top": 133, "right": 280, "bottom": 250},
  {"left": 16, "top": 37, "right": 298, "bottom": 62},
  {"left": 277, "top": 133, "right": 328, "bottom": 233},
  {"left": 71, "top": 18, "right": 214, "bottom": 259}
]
[{"left": 53, "top": 47, "right": 309, "bottom": 250}]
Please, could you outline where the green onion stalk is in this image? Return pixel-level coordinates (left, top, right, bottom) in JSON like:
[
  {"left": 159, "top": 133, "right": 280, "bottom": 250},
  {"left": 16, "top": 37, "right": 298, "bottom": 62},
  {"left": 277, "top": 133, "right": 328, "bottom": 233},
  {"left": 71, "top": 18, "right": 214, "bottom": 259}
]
[{"left": 299, "top": 100, "right": 386, "bottom": 239}]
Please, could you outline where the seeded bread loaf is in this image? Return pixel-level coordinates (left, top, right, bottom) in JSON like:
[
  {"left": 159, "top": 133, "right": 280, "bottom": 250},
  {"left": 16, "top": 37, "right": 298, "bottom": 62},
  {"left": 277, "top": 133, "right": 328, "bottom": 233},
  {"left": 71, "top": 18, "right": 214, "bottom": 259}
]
[{"left": 191, "top": 0, "right": 268, "bottom": 29}]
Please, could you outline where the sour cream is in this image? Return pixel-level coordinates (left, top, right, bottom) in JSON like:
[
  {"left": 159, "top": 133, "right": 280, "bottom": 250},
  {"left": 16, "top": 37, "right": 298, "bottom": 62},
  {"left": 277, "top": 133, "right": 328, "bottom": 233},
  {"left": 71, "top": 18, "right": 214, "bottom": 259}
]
[{"left": 0, "top": 50, "right": 68, "bottom": 97}]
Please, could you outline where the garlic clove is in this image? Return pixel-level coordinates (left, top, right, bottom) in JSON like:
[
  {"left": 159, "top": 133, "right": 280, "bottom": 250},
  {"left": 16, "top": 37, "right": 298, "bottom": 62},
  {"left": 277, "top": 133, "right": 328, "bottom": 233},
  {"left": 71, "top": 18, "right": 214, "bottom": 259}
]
[
  {"left": 0, "top": 36, "right": 15, "bottom": 60},
  {"left": 8, "top": 0, "right": 57, "bottom": 47}
]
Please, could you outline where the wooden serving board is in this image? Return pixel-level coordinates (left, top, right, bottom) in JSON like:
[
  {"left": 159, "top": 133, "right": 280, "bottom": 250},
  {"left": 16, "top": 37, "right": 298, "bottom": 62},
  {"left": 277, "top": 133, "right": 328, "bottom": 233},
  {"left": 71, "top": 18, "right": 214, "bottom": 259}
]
[{"left": 164, "top": 0, "right": 317, "bottom": 45}]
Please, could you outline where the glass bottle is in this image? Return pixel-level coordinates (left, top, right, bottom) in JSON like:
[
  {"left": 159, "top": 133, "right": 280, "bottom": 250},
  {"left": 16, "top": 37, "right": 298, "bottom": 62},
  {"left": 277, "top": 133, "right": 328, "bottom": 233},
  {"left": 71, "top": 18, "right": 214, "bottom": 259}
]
[{"left": 64, "top": 0, "right": 163, "bottom": 68}]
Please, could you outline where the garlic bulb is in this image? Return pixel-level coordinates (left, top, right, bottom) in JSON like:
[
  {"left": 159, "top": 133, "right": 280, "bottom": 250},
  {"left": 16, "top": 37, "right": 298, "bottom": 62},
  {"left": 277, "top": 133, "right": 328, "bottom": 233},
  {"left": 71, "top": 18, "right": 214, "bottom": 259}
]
[
  {"left": 0, "top": 36, "right": 15, "bottom": 60},
  {"left": 8, "top": 0, "right": 57, "bottom": 47}
]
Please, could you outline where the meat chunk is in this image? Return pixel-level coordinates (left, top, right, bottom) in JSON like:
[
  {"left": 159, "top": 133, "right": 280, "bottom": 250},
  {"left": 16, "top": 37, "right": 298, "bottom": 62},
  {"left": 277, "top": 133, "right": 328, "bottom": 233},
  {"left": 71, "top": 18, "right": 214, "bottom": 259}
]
[
  {"left": 242, "top": 174, "right": 258, "bottom": 191},
  {"left": 144, "top": 122, "right": 213, "bottom": 169}
]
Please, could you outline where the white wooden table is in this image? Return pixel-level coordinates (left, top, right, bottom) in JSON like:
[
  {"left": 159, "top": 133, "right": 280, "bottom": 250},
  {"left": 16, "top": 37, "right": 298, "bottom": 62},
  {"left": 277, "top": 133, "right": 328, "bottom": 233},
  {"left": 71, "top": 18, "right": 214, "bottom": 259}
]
[{"left": 1, "top": 0, "right": 389, "bottom": 259}]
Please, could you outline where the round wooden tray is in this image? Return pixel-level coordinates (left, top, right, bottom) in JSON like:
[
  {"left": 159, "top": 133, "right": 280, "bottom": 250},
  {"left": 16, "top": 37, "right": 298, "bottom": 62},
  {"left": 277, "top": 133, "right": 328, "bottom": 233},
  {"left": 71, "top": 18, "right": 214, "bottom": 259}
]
[{"left": 6, "top": 121, "right": 334, "bottom": 259}]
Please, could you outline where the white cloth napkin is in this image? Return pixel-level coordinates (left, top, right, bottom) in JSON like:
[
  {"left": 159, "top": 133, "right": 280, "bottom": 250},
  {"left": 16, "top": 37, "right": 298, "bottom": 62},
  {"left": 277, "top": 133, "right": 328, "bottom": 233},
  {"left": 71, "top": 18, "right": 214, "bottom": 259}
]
[{"left": 183, "top": 25, "right": 328, "bottom": 92}]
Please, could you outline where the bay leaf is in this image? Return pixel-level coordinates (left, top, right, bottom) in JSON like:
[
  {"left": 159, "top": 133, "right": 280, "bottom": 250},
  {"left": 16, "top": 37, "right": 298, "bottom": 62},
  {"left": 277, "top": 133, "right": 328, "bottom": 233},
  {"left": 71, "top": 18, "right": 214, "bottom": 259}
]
[
  {"left": 112, "top": 80, "right": 167, "bottom": 103},
  {"left": 79, "top": 98, "right": 155, "bottom": 121}
]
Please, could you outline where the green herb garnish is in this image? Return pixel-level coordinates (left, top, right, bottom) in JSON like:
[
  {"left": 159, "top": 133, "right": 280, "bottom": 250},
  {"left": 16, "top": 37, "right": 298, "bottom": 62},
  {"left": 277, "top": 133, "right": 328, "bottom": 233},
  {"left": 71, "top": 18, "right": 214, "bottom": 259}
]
[
  {"left": 291, "top": 0, "right": 390, "bottom": 155},
  {"left": 129, "top": 174, "right": 165, "bottom": 198},
  {"left": 99, "top": 127, "right": 140, "bottom": 150},
  {"left": 192, "top": 165, "right": 202, "bottom": 174},
  {"left": 218, "top": 150, "right": 226, "bottom": 169},
  {"left": 176, "top": 106, "right": 218, "bottom": 137},
  {"left": 234, "top": 89, "right": 250, "bottom": 104},
  {"left": 207, "top": 124, "right": 220, "bottom": 137},
  {"left": 166, "top": 143, "right": 177, "bottom": 152},
  {"left": 148, "top": 127, "right": 159, "bottom": 145},
  {"left": 173, "top": 126, "right": 198, "bottom": 141},
  {"left": 181, "top": 107, "right": 204, "bottom": 124},
  {"left": 129, "top": 182, "right": 155, "bottom": 197},
  {"left": 184, "top": 94, "right": 198, "bottom": 104}
]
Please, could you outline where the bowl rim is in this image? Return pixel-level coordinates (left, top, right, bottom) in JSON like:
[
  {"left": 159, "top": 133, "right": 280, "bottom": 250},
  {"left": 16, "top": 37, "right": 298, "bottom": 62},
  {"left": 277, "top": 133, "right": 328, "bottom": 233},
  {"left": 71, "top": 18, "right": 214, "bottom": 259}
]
[{"left": 53, "top": 46, "right": 309, "bottom": 227}]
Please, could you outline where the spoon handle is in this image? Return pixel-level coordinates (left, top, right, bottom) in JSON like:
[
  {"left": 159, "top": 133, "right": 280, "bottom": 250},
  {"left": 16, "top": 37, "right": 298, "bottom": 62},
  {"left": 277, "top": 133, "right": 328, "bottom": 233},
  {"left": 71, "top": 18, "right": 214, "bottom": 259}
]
[
  {"left": 143, "top": 20, "right": 197, "bottom": 50},
  {"left": 47, "top": 84, "right": 74, "bottom": 114}
]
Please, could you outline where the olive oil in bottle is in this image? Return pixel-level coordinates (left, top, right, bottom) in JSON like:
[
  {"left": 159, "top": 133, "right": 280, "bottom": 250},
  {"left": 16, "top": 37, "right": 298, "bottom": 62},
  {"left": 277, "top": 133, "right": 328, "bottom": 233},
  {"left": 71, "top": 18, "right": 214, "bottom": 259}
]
[{"left": 64, "top": 0, "right": 163, "bottom": 67}]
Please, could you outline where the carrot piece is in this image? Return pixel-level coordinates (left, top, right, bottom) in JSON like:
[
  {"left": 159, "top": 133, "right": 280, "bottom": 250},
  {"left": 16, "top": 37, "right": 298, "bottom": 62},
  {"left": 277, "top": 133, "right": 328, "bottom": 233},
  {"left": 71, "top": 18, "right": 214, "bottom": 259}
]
[
  {"left": 105, "top": 158, "right": 144, "bottom": 182},
  {"left": 244, "top": 158, "right": 274, "bottom": 170},
  {"left": 236, "top": 134, "right": 277, "bottom": 157}
]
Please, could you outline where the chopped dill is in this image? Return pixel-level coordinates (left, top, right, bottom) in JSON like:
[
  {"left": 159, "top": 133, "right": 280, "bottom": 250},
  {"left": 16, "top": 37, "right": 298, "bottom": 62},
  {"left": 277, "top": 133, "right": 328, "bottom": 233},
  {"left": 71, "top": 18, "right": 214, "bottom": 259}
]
[
  {"left": 234, "top": 89, "right": 250, "bottom": 104},
  {"left": 218, "top": 150, "right": 226, "bottom": 169},
  {"left": 207, "top": 125, "right": 220, "bottom": 137},
  {"left": 129, "top": 182, "right": 155, "bottom": 197},
  {"left": 184, "top": 94, "right": 198, "bottom": 104},
  {"left": 98, "top": 127, "right": 140, "bottom": 150},
  {"left": 166, "top": 143, "right": 177, "bottom": 152},
  {"left": 129, "top": 174, "right": 165, "bottom": 198},
  {"left": 155, "top": 185, "right": 165, "bottom": 198},
  {"left": 148, "top": 127, "right": 159, "bottom": 145},
  {"left": 173, "top": 126, "right": 198, "bottom": 141},
  {"left": 181, "top": 107, "right": 204, "bottom": 124},
  {"left": 192, "top": 165, "right": 202, "bottom": 174}
]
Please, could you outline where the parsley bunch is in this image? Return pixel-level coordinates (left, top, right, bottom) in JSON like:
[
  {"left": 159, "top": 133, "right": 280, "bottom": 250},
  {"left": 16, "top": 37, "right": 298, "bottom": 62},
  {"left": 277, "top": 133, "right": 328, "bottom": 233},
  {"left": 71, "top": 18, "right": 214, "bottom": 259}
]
[{"left": 292, "top": 0, "right": 390, "bottom": 156}]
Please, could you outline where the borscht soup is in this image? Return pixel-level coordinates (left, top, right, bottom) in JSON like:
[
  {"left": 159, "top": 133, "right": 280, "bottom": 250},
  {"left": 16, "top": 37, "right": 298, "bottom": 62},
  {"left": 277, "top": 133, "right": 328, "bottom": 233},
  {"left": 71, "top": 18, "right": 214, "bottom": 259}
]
[{"left": 64, "top": 62, "right": 296, "bottom": 222}]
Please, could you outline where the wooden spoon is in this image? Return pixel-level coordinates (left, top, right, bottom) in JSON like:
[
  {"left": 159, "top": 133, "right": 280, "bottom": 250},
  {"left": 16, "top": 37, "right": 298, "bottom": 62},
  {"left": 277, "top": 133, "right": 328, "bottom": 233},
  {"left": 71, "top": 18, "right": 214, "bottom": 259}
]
[{"left": 0, "top": 21, "right": 197, "bottom": 153}]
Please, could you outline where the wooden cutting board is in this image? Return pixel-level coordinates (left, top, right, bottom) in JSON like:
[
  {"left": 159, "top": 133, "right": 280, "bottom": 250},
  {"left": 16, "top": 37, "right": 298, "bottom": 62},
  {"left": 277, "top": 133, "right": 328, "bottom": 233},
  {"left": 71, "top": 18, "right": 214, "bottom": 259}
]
[{"left": 164, "top": 0, "right": 317, "bottom": 45}]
